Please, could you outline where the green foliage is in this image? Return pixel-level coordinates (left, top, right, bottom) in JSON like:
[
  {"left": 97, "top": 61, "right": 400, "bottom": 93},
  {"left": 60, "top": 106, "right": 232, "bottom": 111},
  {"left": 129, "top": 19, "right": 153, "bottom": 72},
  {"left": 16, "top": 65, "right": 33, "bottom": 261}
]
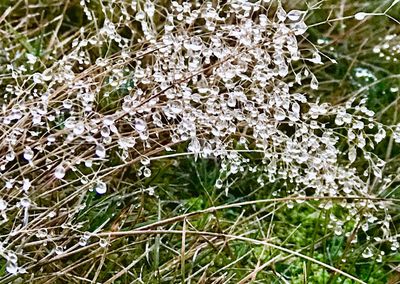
[{"left": 0, "top": 0, "right": 399, "bottom": 283}]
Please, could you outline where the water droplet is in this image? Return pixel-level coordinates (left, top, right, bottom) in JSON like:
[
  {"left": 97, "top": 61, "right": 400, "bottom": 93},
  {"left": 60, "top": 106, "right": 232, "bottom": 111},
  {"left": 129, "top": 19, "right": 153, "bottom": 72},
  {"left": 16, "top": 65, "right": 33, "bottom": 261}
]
[
  {"left": 185, "top": 36, "right": 203, "bottom": 51},
  {"left": 215, "top": 179, "right": 223, "bottom": 189},
  {"left": 21, "top": 179, "right": 30, "bottom": 193},
  {"left": 26, "top": 53, "right": 37, "bottom": 64},
  {"left": 23, "top": 147, "right": 34, "bottom": 161},
  {"left": 84, "top": 159, "right": 93, "bottom": 168},
  {"left": 37, "top": 228, "right": 48, "bottom": 238},
  {"left": 83, "top": 232, "right": 91, "bottom": 240},
  {"left": 188, "top": 137, "right": 201, "bottom": 153},
  {"left": 118, "top": 137, "right": 136, "bottom": 149},
  {"left": 354, "top": 12, "right": 368, "bottom": 21},
  {"left": 143, "top": 167, "right": 151, "bottom": 177},
  {"left": 227, "top": 96, "right": 236, "bottom": 107},
  {"left": 291, "top": 21, "right": 308, "bottom": 35},
  {"left": 20, "top": 197, "right": 31, "bottom": 208},
  {"left": 135, "top": 118, "right": 147, "bottom": 132},
  {"left": 95, "top": 144, "right": 106, "bottom": 158},
  {"left": 79, "top": 237, "right": 87, "bottom": 246},
  {"left": 6, "top": 150, "right": 15, "bottom": 162},
  {"left": 32, "top": 73, "right": 42, "bottom": 84},
  {"left": 103, "top": 116, "right": 114, "bottom": 126},
  {"left": 8, "top": 253, "right": 17, "bottom": 263},
  {"left": 292, "top": 102, "right": 300, "bottom": 114},
  {"left": 354, "top": 68, "right": 376, "bottom": 79},
  {"left": 352, "top": 120, "right": 364, "bottom": 130},
  {"left": 122, "top": 100, "right": 133, "bottom": 112},
  {"left": 276, "top": 5, "right": 287, "bottom": 21},
  {"left": 230, "top": 164, "right": 239, "bottom": 174},
  {"left": 348, "top": 146, "right": 357, "bottom": 163},
  {"left": 287, "top": 10, "right": 305, "bottom": 22},
  {"left": 362, "top": 247, "right": 373, "bottom": 258},
  {"left": 74, "top": 122, "right": 85, "bottom": 135},
  {"left": 309, "top": 52, "right": 322, "bottom": 64},
  {"left": 0, "top": 198, "right": 7, "bottom": 210},
  {"left": 81, "top": 176, "right": 89, "bottom": 185},
  {"left": 55, "top": 246, "right": 63, "bottom": 255},
  {"left": 287, "top": 201, "right": 294, "bottom": 209},
  {"left": 99, "top": 238, "right": 108, "bottom": 248},
  {"left": 274, "top": 108, "right": 286, "bottom": 121},
  {"left": 146, "top": 186, "right": 156, "bottom": 196},
  {"left": 374, "top": 128, "right": 386, "bottom": 143},
  {"left": 63, "top": 99, "right": 73, "bottom": 109},
  {"left": 310, "top": 74, "right": 319, "bottom": 90},
  {"left": 334, "top": 226, "right": 343, "bottom": 236},
  {"left": 95, "top": 181, "right": 107, "bottom": 194},
  {"left": 54, "top": 165, "right": 66, "bottom": 179},
  {"left": 335, "top": 113, "right": 344, "bottom": 126},
  {"left": 6, "top": 262, "right": 18, "bottom": 274},
  {"left": 170, "top": 101, "right": 183, "bottom": 114},
  {"left": 141, "top": 156, "right": 151, "bottom": 166},
  {"left": 136, "top": 11, "right": 146, "bottom": 21},
  {"left": 144, "top": 1, "right": 155, "bottom": 17},
  {"left": 42, "top": 69, "right": 52, "bottom": 81},
  {"left": 100, "top": 126, "right": 110, "bottom": 137}
]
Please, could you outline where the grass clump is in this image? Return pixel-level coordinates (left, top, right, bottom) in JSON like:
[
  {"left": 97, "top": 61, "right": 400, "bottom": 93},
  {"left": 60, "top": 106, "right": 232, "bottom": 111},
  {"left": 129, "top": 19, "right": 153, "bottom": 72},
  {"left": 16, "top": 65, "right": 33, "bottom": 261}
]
[{"left": 0, "top": 0, "right": 399, "bottom": 283}]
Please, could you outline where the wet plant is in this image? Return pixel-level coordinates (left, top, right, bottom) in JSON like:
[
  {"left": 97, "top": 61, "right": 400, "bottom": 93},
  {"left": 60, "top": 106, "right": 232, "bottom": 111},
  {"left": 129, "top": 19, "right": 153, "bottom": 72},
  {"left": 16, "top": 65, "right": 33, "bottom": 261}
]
[{"left": 0, "top": 0, "right": 399, "bottom": 283}]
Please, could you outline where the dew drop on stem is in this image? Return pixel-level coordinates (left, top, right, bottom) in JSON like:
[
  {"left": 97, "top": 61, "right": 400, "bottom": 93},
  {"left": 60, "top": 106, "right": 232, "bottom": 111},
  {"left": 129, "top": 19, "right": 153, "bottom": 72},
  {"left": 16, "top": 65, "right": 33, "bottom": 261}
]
[
  {"left": 99, "top": 238, "right": 108, "bottom": 248},
  {"left": 95, "top": 144, "right": 106, "bottom": 158},
  {"left": 95, "top": 181, "right": 107, "bottom": 194},
  {"left": 6, "top": 150, "right": 15, "bottom": 162},
  {"left": 274, "top": 108, "right": 286, "bottom": 121},
  {"left": 55, "top": 246, "right": 63, "bottom": 255},
  {"left": 23, "top": 147, "right": 34, "bottom": 161},
  {"left": 354, "top": 12, "right": 368, "bottom": 21},
  {"left": 362, "top": 247, "right": 373, "bottom": 258},
  {"left": 143, "top": 167, "right": 151, "bottom": 177},
  {"left": 287, "top": 10, "right": 305, "bottom": 22},
  {"left": 135, "top": 118, "right": 147, "bottom": 132},
  {"left": 54, "top": 165, "right": 66, "bottom": 179},
  {"left": 0, "top": 198, "right": 7, "bottom": 210},
  {"left": 6, "top": 262, "right": 18, "bottom": 275}
]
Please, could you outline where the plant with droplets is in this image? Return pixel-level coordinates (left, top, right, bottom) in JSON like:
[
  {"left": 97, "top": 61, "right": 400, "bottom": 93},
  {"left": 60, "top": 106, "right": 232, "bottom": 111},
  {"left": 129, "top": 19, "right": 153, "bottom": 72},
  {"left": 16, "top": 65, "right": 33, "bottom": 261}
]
[{"left": 0, "top": 0, "right": 399, "bottom": 282}]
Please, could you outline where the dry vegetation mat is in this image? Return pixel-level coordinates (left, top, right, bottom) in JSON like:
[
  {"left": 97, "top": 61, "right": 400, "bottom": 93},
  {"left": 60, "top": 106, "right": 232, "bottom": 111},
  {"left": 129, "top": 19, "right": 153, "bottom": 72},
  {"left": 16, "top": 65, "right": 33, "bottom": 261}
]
[{"left": 0, "top": 0, "right": 400, "bottom": 283}]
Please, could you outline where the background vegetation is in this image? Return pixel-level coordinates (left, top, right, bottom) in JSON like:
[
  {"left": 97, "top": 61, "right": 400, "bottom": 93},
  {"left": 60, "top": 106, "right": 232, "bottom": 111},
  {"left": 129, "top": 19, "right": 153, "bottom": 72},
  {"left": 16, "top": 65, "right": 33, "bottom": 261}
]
[{"left": 0, "top": 0, "right": 400, "bottom": 283}]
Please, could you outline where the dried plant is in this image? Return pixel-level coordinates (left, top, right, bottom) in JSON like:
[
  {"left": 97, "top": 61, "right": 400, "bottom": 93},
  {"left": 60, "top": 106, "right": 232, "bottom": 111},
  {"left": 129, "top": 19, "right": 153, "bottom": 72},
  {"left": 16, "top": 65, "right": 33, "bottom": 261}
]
[{"left": 0, "top": 0, "right": 399, "bottom": 282}]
